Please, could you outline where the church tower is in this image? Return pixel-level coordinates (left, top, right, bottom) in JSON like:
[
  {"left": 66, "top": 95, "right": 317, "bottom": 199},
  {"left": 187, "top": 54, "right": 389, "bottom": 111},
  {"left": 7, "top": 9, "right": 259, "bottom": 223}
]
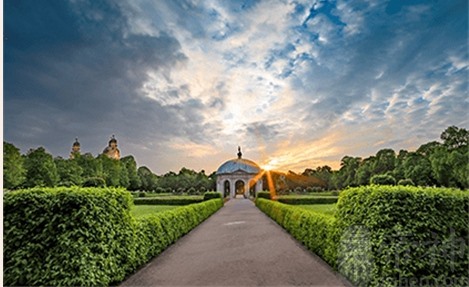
[
  {"left": 102, "top": 135, "right": 121, "bottom": 160},
  {"left": 70, "top": 138, "right": 81, "bottom": 159}
]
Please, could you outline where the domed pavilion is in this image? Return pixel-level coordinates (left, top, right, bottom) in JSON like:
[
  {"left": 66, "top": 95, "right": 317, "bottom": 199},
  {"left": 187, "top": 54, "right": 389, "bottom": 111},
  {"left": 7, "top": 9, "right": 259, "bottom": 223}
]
[{"left": 216, "top": 147, "right": 263, "bottom": 198}]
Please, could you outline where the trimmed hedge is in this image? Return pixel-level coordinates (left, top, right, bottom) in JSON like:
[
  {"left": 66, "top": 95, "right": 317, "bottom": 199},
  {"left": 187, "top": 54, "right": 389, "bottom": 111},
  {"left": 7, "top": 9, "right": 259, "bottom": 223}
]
[
  {"left": 256, "top": 191, "right": 271, "bottom": 199},
  {"left": 133, "top": 196, "right": 204, "bottom": 205},
  {"left": 203, "top": 191, "right": 222, "bottom": 200},
  {"left": 277, "top": 195, "right": 338, "bottom": 205},
  {"left": 133, "top": 198, "right": 223, "bottom": 267},
  {"left": 257, "top": 186, "right": 469, "bottom": 286},
  {"left": 3, "top": 187, "right": 136, "bottom": 286},
  {"left": 255, "top": 198, "right": 338, "bottom": 266},
  {"left": 4, "top": 187, "right": 223, "bottom": 286},
  {"left": 336, "top": 186, "right": 469, "bottom": 286}
]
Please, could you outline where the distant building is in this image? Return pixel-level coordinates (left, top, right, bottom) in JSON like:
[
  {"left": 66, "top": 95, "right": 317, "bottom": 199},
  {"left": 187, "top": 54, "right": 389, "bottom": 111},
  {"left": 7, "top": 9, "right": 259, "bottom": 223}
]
[
  {"left": 216, "top": 147, "right": 263, "bottom": 198},
  {"left": 70, "top": 138, "right": 81, "bottom": 159},
  {"left": 102, "top": 135, "right": 121, "bottom": 160}
]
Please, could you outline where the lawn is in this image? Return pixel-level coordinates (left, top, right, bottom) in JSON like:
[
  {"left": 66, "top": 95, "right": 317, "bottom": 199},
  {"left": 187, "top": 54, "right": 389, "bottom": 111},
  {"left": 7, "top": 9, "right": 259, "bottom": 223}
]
[
  {"left": 297, "top": 204, "right": 336, "bottom": 215},
  {"left": 131, "top": 205, "right": 180, "bottom": 217}
]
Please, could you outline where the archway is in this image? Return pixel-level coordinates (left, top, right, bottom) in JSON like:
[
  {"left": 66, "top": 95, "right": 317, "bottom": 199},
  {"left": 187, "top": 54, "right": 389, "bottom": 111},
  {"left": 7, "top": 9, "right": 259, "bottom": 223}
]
[
  {"left": 224, "top": 180, "right": 230, "bottom": 198},
  {"left": 235, "top": 180, "right": 245, "bottom": 197}
]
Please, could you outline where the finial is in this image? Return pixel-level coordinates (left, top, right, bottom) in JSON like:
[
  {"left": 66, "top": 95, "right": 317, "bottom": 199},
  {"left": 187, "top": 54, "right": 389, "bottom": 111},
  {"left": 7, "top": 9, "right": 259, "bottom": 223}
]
[
  {"left": 237, "top": 146, "right": 242, "bottom": 159},
  {"left": 111, "top": 134, "right": 115, "bottom": 140}
]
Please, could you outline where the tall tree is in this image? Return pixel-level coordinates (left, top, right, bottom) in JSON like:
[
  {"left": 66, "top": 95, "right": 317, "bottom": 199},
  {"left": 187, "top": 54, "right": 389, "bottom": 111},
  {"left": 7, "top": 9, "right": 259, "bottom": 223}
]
[
  {"left": 24, "top": 147, "right": 59, "bottom": 187},
  {"left": 373, "top": 149, "right": 396, "bottom": 175},
  {"left": 137, "top": 166, "right": 158, "bottom": 191},
  {"left": 3, "top": 141, "right": 26, "bottom": 189},
  {"left": 440, "top": 126, "right": 469, "bottom": 150},
  {"left": 121, "top": 156, "right": 140, "bottom": 190},
  {"left": 54, "top": 157, "right": 83, "bottom": 186}
]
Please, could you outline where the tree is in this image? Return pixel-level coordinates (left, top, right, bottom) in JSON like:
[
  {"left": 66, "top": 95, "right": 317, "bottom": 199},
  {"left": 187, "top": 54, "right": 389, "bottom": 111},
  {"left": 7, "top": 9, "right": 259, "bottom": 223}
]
[
  {"left": 75, "top": 153, "right": 102, "bottom": 179},
  {"left": 402, "top": 152, "right": 434, "bottom": 186},
  {"left": 54, "top": 157, "right": 83, "bottom": 186},
  {"left": 373, "top": 149, "right": 396, "bottom": 175},
  {"left": 121, "top": 156, "right": 141, "bottom": 190},
  {"left": 98, "top": 155, "right": 123, "bottom": 187},
  {"left": 338, "top": 156, "right": 361, "bottom": 188},
  {"left": 440, "top": 126, "right": 469, "bottom": 150},
  {"left": 3, "top": 141, "right": 26, "bottom": 189},
  {"left": 356, "top": 157, "right": 376, "bottom": 186},
  {"left": 24, "top": 147, "right": 59, "bottom": 187},
  {"left": 137, "top": 166, "right": 158, "bottom": 191}
]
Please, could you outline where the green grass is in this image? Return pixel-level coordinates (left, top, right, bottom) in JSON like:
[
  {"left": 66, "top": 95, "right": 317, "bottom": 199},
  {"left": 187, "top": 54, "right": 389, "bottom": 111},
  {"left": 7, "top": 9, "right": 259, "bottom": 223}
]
[
  {"left": 297, "top": 204, "right": 336, "bottom": 215},
  {"left": 131, "top": 205, "right": 180, "bottom": 217}
]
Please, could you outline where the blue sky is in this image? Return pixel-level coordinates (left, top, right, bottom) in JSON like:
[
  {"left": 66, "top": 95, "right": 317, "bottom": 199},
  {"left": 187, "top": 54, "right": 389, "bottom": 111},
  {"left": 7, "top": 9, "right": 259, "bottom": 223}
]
[{"left": 4, "top": 0, "right": 468, "bottom": 174}]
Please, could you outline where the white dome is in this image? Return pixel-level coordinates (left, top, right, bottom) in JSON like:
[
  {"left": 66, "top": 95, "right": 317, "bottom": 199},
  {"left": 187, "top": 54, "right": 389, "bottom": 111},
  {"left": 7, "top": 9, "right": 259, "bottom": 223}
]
[{"left": 216, "top": 158, "right": 261, "bottom": 175}]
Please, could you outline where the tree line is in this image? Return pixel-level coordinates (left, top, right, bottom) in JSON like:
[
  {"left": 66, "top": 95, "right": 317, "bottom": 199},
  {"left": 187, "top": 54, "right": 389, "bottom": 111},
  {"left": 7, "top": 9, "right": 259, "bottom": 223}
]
[
  {"left": 297, "top": 126, "right": 468, "bottom": 190},
  {"left": 4, "top": 125, "right": 468, "bottom": 192},
  {"left": 3, "top": 145, "right": 216, "bottom": 192}
]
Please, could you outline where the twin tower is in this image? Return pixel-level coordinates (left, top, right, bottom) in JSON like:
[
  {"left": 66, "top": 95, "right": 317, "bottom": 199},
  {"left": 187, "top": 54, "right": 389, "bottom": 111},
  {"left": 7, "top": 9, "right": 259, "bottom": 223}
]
[{"left": 70, "top": 135, "right": 120, "bottom": 160}]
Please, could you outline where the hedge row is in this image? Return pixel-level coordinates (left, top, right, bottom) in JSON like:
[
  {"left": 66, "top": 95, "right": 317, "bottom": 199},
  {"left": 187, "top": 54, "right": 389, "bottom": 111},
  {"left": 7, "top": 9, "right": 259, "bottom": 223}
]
[
  {"left": 335, "top": 186, "right": 469, "bottom": 286},
  {"left": 3, "top": 187, "right": 223, "bottom": 286},
  {"left": 133, "top": 198, "right": 223, "bottom": 269},
  {"left": 256, "top": 198, "right": 337, "bottom": 265},
  {"left": 277, "top": 196, "right": 338, "bottom": 205},
  {"left": 256, "top": 186, "right": 469, "bottom": 286},
  {"left": 133, "top": 196, "right": 204, "bottom": 205}
]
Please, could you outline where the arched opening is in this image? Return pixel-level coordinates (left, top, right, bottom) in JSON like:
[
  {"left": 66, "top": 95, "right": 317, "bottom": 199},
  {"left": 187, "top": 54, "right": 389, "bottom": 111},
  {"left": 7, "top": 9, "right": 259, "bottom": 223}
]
[
  {"left": 224, "top": 180, "right": 230, "bottom": 198},
  {"left": 235, "top": 180, "right": 245, "bottom": 197}
]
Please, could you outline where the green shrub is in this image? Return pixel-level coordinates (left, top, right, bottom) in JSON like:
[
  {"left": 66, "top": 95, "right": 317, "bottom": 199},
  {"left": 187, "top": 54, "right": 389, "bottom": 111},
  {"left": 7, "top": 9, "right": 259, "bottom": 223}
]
[
  {"left": 4, "top": 188, "right": 223, "bottom": 286},
  {"left": 138, "top": 191, "right": 146, "bottom": 197},
  {"left": 3, "top": 187, "right": 136, "bottom": 286},
  {"left": 277, "top": 195, "right": 338, "bottom": 205},
  {"left": 336, "top": 186, "right": 469, "bottom": 286},
  {"left": 134, "top": 198, "right": 223, "bottom": 267},
  {"left": 82, "top": 177, "right": 106, "bottom": 187},
  {"left": 133, "top": 196, "right": 204, "bottom": 205},
  {"left": 256, "top": 198, "right": 337, "bottom": 266},
  {"left": 256, "top": 191, "right": 271, "bottom": 200},
  {"left": 369, "top": 174, "right": 396, "bottom": 185},
  {"left": 155, "top": 187, "right": 165, "bottom": 193},
  {"left": 397, "top": 178, "right": 415, "bottom": 186},
  {"left": 203, "top": 191, "right": 222, "bottom": 200}
]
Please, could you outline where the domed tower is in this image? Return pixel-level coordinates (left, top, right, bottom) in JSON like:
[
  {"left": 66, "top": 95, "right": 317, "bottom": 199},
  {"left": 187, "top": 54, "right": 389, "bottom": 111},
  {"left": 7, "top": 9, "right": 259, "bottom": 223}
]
[
  {"left": 216, "top": 147, "right": 263, "bottom": 198},
  {"left": 102, "top": 135, "right": 121, "bottom": 160},
  {"left": 70, "top": 138, "right": 81, "bottom": 159}
]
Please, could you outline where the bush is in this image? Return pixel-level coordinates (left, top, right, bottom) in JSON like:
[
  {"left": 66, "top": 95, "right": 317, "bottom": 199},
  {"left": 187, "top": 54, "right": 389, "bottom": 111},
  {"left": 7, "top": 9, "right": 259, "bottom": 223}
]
[
  {"left": 4, "top": 188, "right": 223, "bottom": 286},
  {"left": 138, "top": 191, "right": 146, "bottom": 197},
  {"left": 397, "top": 178, "right": 415, "bottom": 186},
  {"left": 256, "top": 191, "right": 271, "bottom": 200},
  {"left": 369, "top": 174, "right": 396, "bottom": 185},
  {"left": 133, "top": 196, "right": 204, "bottom": 205},
  {"left": 82, "top": 177, "right": 106, "bottom": 187},
  {"left": 335, "top": 186, "right": 469, "bottom": 286},
  {"left": 133, "top": 198, "right": 223, "bottom": 268},
  {"left": 255, "top": 198, "right": 337, "bottom": 266},
  {"left": 277, "top": 195, "right": 338, "bottom": 205},
  {"left": 3, "top": 187, "right": 136, "bottom": 286},
  {"left": 203, "top": 192, "right": 222, "bottom": 200}
]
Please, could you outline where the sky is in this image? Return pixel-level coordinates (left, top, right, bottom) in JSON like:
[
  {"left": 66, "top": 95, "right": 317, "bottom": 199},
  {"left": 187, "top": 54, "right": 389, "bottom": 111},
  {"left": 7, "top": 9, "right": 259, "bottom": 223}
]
[{"left": 3, "top": 0, "right": 468, "bottom": 175}]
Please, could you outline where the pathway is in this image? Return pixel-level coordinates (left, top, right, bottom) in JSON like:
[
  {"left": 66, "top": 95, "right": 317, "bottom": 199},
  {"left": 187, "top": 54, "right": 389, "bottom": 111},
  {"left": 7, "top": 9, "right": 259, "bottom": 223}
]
[{"left": 121, "top": 198, "right": 352, "bottom": 286}]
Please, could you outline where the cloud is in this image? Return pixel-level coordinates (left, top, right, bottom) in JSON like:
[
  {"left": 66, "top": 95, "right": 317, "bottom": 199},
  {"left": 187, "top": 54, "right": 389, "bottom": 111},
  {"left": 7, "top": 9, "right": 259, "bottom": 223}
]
[{"left": 4, "top": 0, "right": 468, "bottom": 174}]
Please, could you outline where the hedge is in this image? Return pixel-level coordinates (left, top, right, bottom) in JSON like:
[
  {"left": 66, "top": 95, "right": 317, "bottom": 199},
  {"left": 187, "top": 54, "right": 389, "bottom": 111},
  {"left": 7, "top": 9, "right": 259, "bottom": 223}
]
[
  {"left": 256, "top": 191, "right": 271, "bottom": 199},
  {"left": 133, "top": 198, "right": 223, "bottom": 267},
  {"left": 277, "top": 195, "right": 338, "bottom": 205},
  {"left": 3, "top": 187, "right": 223, "bottom": 286},
  {"left": 203, "top": 192, "right": 222, "bottom": 200},
  {"left": 256, "top": 186, "right": 469, "bottom": 286},
  {"left": 335, "top": 185, "right": 469, "bottom": 286},
  {"left": 133, "top": 196, "right": 204, "bottom": 205},
  {"left": 255, "top": 198, "right": 337, "bottom": 266}
]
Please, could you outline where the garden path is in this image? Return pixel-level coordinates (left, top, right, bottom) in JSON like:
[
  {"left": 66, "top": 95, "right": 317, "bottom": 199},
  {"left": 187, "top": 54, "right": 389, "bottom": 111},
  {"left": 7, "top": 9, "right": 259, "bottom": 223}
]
[{"left": 121, "top": 198, "right": 352, "bottom": 286}]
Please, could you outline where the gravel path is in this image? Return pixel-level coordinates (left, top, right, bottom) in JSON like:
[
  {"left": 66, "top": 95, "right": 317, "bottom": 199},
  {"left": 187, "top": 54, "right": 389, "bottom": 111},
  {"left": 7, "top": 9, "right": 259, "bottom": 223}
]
[{"left": 121, "top": 198, "right": 352, "bottom": 286}]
